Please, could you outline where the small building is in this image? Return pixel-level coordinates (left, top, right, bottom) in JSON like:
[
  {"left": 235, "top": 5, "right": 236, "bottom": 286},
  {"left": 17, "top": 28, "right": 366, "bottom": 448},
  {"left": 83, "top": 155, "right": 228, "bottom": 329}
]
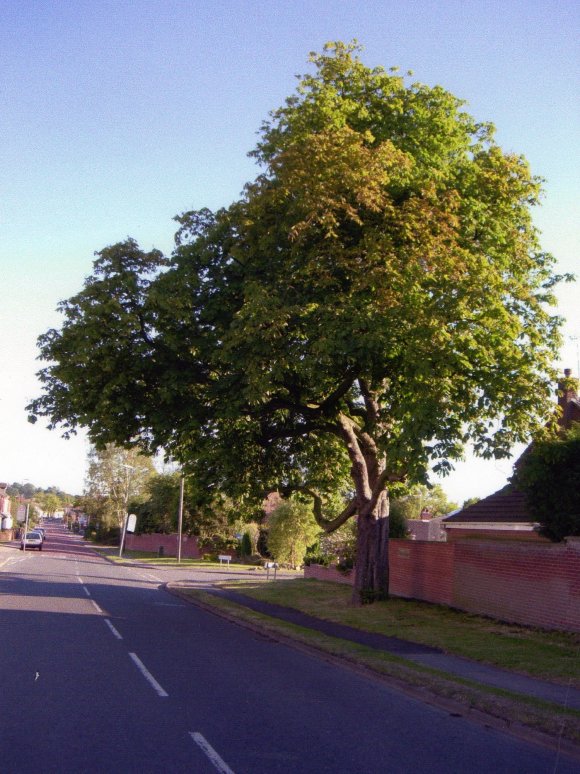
[
  {"left": 0, "top": 483, "right": 14, "bottom": 536},
  {"left": 407, "top": 509, "right": 447, "bottom": 541}
]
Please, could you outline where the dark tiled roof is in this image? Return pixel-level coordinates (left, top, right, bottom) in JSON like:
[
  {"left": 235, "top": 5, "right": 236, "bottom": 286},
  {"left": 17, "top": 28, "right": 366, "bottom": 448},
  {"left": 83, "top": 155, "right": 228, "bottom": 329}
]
[{"left": 443, "top": 486, "right": 533, "bottom": 524}]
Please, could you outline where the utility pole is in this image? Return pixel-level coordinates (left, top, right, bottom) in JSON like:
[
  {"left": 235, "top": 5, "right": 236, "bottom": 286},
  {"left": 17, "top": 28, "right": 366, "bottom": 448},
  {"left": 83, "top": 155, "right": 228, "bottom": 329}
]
[
  {"left": 177, "top": 476, "right": 185, "bottom": 563},
  {"left": 22, "top": 503, "right": 30, "bottom": 552}
]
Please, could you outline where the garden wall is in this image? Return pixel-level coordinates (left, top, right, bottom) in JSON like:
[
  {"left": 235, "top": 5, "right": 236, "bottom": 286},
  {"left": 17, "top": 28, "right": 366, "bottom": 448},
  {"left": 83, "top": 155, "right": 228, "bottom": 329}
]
[
  {"left": 305, "top": 537, "right": 580, "bottom": 632},
  {"left": 125, "top": 532, "right": 202, "bottom": 559}
]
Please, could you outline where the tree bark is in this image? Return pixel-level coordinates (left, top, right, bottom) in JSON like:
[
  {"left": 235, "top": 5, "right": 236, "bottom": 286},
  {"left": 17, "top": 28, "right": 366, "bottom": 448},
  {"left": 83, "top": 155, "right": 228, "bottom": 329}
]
[{"left": 352, "top": 489, "right": 390, "bottom": 605}]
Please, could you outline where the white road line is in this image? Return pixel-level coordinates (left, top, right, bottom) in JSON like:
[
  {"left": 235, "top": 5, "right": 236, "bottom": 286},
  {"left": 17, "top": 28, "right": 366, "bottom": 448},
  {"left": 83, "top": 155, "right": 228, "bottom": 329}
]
[
  {"left": 190, "top": 732, "right": 235, "bottom": 774},
  {"left": 82, "top": 586, "right": 91, "bottom": 597},
  {"left": 90, "top": 599, "right": 102, "bottom": 613},
  {"left": 128, "top": 653, "right": 168, "bottom": 697},
  {"left": 104, "top": 619, "right": 123, "bottom": 640},
  {"left": 136, "top": 572, "right": 162, "bottom": 584}
]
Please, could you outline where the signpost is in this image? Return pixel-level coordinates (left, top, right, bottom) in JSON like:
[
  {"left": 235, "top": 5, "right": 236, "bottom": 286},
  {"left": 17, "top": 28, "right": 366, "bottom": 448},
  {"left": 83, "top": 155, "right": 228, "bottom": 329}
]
[{"left": 119, "top": 513, "right": 137, "bottom": 558}]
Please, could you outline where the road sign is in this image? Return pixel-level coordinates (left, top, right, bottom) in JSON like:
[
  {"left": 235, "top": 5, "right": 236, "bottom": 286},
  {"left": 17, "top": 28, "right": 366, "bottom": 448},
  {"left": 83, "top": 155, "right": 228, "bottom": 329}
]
[
  {"left": 17, "top": 505, "right": 27, "bottom": 523},
  {"left": 126, "top": 513, "right": 137, "bottom": 533}
]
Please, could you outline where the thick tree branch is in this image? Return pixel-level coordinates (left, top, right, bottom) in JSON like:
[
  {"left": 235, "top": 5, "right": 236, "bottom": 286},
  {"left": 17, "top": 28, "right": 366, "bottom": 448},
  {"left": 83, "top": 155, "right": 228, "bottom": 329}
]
[
  {"left": 337, "top": 413, "right": 372, "bottom": 500},
  {"left": 258, "top": 420, "right": 340, "bottom": 444},
  {"left": 303, "top": 489, "right": 358, "bottom": 532},
  {"left": 358, "top": 377, "right": 380, "bottom": 429}
]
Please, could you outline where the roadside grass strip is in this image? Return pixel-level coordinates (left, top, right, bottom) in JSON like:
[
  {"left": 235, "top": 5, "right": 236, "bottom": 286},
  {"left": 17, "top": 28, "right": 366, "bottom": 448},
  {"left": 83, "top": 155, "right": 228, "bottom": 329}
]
[
  {"left": 215, "top": 579, "right": 580, "bottom": 686},
  {"left": 177, "top": 588, "right": 580, "bottom": 746},
  {"left": 92, "top": 546, "right": 299, "bottom": 573}
]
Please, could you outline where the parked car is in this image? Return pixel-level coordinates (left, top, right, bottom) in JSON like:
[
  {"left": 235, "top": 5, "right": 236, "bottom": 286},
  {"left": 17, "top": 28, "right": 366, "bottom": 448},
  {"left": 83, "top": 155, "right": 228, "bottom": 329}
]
[
  {"left": 34, "top": 527, "right": 46, "bottom": 541},
  {"left": 20, "top": 531, "right": 43, "bottom": 551}
]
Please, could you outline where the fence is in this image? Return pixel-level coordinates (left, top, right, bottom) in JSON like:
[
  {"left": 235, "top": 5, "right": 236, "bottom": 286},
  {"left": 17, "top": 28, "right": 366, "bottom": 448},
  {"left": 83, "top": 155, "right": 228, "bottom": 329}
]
[{"left": 305, "top": 537, "right": 580, "bottom": 632}]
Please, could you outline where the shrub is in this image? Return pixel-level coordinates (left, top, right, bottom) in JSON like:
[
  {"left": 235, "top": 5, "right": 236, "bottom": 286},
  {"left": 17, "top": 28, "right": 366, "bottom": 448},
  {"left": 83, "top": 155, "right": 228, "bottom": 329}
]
[
  {"left": 513, "top": 424, "right": 580, "bottom": 542},
  {"left": 267, "top": 497, "right": 320, "bottom": 568},
  {"left": 240, "top": 532, "right": 252, "bottom": 557}
]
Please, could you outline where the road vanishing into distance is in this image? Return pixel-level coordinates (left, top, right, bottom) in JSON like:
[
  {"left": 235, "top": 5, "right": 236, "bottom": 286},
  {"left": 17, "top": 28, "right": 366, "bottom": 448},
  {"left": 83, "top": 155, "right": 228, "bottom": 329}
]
[{"left": 0, "top": 523, "right": 577, "bottom": 773}]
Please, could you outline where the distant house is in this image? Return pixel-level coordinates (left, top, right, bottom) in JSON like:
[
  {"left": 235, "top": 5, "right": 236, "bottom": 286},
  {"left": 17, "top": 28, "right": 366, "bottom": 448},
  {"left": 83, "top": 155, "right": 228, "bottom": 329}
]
[
  {"left": 443, "top": 486, "right": 539, "bottom": 541},
  {"left": 0, "top": 483, "right": 14, "bottom": 532},
  {"left": 443, "top": 369, "right": 579, "bottom": 542},
  {"left": 407, "top": 509, "right": 447, "bottom": 541}
]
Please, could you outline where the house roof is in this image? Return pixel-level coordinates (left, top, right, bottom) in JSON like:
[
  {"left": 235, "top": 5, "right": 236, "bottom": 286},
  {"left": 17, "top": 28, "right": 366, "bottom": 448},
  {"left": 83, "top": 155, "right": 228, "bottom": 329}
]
[
  {"left": 445, "top": 370, "right": 579, "bottom": 527},
  {"left": 443, "top": 486, "right": 533, "bottom": 525}
]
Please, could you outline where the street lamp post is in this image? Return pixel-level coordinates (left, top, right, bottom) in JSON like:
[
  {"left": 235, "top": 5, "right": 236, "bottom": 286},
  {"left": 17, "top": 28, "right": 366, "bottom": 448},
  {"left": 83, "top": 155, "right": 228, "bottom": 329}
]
[
  {"left": 177, "top": 476, "right": 185, "bottom": 563},
  {"left": 22, "top": 503, "right": 30, "bottom": 553},
  {"left": 119, "top": 463, "right": 146, "bottom": 558}
]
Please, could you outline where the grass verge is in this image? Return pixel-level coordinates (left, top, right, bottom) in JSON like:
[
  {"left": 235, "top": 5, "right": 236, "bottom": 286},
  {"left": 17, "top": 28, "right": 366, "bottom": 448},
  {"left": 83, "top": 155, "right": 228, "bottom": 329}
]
[
  {"left": 174, "top": 585, "right": 580, "bottom": 747},
  {"left": 214, "top": 579, "right": 580, "bottom": 685},
  {"left": 91, "top": 546, "right": 299, "bottom": 573}
]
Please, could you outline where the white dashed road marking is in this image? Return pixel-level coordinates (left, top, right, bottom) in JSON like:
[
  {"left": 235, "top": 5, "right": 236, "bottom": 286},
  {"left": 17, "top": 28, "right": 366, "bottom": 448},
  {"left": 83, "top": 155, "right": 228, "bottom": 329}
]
[
  {"left": 129, "top": 653, "right": 168, "bottom": 697},
  {"left": 190, "top": 732, "right": 235, "bottom": 774},
  {"left": 104, "top": 619, "right": 123, "bottom": 640}
]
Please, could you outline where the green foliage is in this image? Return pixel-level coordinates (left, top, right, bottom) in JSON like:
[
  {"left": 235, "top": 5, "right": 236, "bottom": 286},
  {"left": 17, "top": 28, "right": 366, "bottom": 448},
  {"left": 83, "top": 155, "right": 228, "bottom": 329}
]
[
  {"left": 513, "top": 425, "right": 580, "bottom": 541},
  {"left": 317, "top": 519, "right": 357, "bottom": 563},
  {"left": 390, "top": 484, "right": 458, "bottom": 521},
  {"left": 388, "top": 507, "right": 409, "bottom": 539},
  {"left": 83, "top": 444, "right": 155, "bottom": 530},
  {"left": 133, "top": 472, "right": 181, "bottom": 533},
  {"left": 267, "top": 497, "right": 321, "bottom": 568},
  {"left": 240, "top": 532, "right": 252, "bottom": 557},
  {"left": 28, "top": 42, "right": 566, "bottom": 601}
]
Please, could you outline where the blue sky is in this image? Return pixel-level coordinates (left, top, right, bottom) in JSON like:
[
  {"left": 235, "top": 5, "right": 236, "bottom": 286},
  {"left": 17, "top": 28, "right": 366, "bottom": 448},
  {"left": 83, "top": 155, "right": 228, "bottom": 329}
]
[{"left": 1, "top": 0, "right": 578, "bottom": 501}]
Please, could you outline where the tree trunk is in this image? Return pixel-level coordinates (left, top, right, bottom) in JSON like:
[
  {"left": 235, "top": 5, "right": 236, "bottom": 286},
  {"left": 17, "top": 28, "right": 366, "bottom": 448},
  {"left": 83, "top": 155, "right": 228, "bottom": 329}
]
[{"left": 352, "top": 490, "right": 389, "bottom": 605}]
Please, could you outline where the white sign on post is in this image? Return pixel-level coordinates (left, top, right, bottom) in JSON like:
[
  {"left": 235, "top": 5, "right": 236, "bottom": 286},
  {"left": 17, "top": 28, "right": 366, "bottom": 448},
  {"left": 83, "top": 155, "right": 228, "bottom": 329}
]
[
  {"left": 126, "top": 513, "right": 137, "bottom": 533},
  {"left": 17, "top": 505, "right": 27, "bottom": 523}
]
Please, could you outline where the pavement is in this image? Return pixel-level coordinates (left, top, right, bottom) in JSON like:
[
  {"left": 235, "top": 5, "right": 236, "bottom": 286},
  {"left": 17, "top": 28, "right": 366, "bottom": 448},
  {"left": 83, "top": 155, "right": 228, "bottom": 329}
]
[{"left": 170, "top": 582, "right": 580, "bottom": 713}]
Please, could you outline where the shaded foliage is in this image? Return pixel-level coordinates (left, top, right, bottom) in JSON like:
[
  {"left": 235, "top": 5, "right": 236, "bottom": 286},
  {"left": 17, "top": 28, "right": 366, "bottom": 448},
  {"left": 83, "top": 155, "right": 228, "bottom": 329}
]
[{"left": 513, "top": 424, "right": 580, "bottom": 542}]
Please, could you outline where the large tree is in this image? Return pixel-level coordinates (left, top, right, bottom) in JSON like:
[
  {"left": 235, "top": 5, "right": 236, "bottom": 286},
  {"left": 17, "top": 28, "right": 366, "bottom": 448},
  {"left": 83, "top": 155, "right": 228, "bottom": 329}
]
[{"left": 29, "top": 43, "right": 565, "bottom": 603}]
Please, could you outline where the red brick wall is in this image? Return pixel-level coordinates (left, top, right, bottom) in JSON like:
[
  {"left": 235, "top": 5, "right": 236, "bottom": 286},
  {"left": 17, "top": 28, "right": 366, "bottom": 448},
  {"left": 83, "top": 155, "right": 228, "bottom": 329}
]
[
  {"left": 304, "top": 537, "right": 580, "bottom": 632},
  {"left": 125, "top": 532, "right": 201, "bottom": 558},
  {"left": 305, "top": 563, "right": 354, "bottom": 585},
  {"left": 389, "top": 541, "right": 455, "bottom": 605},
  {"left": 453, "top": 539, "right": 580, "bottom": 632}
]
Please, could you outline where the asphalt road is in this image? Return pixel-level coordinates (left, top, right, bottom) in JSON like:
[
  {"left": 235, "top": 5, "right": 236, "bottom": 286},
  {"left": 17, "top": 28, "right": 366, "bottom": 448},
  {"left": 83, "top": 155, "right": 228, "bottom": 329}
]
[{"left": 0, "top": 523, "right": 577, "bottom": 773}]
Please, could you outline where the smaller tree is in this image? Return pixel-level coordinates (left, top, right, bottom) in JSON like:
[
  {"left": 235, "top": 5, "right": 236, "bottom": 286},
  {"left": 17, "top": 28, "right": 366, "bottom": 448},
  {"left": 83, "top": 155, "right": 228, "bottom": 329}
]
[
  {"left": 84, "top": 444, "right": 155, "bottom": 532},
  {"left": 390, "top": 484, "right": 458, "bottom": 522},
  {"left": 513, "top": 424, "right": 580, "bottom": 542},
  {"left": 133, "top": 472, "right": 181, "bottom": 534},
  {"left": 267, "top": 498, "right": 320, "bottom": 569}
]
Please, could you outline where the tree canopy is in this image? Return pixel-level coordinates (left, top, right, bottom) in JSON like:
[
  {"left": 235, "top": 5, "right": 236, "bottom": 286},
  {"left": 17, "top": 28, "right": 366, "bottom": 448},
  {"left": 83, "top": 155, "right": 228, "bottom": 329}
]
[{"left": 29, "top": 42, "right": 565, "bottom": 602}]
